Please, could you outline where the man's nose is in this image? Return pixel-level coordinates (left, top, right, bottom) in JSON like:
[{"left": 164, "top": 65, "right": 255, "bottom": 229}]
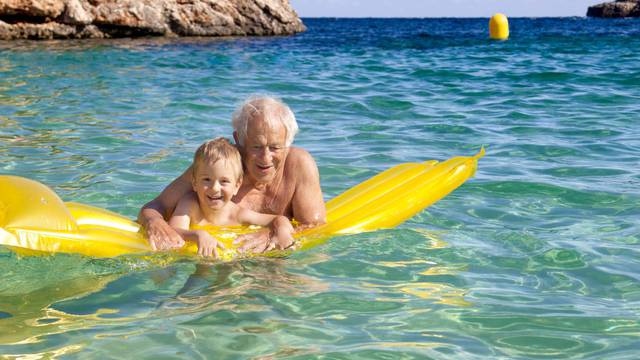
[
  {"left": 258, "top": 147, "right": 272, "bottom": 162},
  {"left": 212, "top": 181, "right": 221, "bottom": 192}
]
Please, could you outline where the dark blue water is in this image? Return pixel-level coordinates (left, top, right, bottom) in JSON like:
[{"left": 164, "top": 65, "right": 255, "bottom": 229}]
[{"left": 1, "top": 18, "right": 639, "bottom": 359}]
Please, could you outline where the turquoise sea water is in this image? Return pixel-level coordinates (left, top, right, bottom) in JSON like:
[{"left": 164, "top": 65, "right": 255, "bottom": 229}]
[{"left": 1, "top": 18, "right": 639, "bottom": 358}]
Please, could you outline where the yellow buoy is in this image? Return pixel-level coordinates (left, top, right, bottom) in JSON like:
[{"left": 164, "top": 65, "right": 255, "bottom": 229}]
[{"left": 489, "top": 13, "right": 509, "bottom": 40}]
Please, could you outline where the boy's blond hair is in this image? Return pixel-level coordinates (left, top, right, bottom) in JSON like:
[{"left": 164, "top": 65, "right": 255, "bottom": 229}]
[{"left": 192, "top": 137, "right": 243, "bottom": 181}]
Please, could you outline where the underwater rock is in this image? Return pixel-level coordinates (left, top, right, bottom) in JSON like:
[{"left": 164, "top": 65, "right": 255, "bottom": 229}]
[
  {"left": 587, "top": 0, "right": 640, "bottom": 18},
  {"left": 0, "top": 0, "right": 305, "bottom": 40}
]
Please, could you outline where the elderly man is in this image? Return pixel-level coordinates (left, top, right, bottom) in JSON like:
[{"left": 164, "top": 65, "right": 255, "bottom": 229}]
[{"left": 138, "top": 96, "right": 326, "bottom": 253}]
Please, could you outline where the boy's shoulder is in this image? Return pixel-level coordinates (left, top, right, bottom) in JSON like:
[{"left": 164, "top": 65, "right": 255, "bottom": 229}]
[
  {"left": 233, "top": 203, "right": 258, "bottom": 224},
  {"left": 229, "top": 201, "right": 245, "bottom": 217}
]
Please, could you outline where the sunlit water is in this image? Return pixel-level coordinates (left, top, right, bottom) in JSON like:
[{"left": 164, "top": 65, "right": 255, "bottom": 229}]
[{"left": 1, "top": 18, "right": 639, "bottom": 359}]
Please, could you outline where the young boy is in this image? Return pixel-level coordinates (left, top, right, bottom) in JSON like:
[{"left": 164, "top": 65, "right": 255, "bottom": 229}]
[{"left": 169, "top": 137, "right": 294, "bottom": 258}]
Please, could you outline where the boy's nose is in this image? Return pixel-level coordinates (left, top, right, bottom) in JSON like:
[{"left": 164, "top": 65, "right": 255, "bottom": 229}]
[{"left": 212, "top": 181, "right": 221, "bottom": 192}]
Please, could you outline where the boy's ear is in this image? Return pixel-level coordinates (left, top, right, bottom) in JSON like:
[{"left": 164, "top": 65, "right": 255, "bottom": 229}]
[
  {"left": 191, "top": 176, "right": 197, "bottom": 192},
  {"left": 234, "top": 176, "right": 242, "bottom": 195}
]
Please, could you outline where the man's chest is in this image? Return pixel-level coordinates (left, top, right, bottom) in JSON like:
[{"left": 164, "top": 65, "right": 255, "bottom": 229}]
[{"left": 234, "top": 184, "right": 294, "bottom": 216}]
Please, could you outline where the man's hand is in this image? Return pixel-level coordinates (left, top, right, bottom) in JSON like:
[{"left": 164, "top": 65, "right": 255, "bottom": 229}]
[
  {"left": 271, "top": 215, "right": 296, "bottom": 250},
  {"left": 137, "top": 165, "right": 194, "bottom": 251},
  {"left": 233, "top": 227, "right": 295, "bottom": 254},
  {"left": 146, "top": 217, "right": 185, "bottom": 250},
  {"left": 233, "top": 229, "right": 272, "bottom": 253}
]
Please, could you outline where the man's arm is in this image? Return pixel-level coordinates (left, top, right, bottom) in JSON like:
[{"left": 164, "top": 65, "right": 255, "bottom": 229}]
[
  {"left": 137, "top": 165, "right": 194, "bottom": 250},
  {"left": 290, "top": 148, "right": 326, "bottom": 226}
]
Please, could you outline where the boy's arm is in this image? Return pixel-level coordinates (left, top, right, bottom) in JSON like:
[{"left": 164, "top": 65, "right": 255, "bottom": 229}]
[
  {"left": 168, "top": 193, "right": 195, "bottom": 231},
  {"left": 138, "top": 165, "right": 194, "bottom": 250},
  {"left": 237, "top": 207, "right": 278, "bottom": 227},
  {"left": 169, "top": 194, "right": 225, "bottom": 257}
]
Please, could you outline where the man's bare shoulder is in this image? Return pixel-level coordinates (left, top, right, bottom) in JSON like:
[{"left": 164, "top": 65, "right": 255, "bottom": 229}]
[{"left": 285, "top": 147, "right": 318, "bottom": 171}]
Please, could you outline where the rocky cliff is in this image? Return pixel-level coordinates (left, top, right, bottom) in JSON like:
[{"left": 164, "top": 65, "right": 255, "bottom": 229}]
[
  {"left": 587, "top": 0, "right": 640, "bottom": 17},
  {"left": 0, "top": 0, "right": 305, "bottom": 40}
]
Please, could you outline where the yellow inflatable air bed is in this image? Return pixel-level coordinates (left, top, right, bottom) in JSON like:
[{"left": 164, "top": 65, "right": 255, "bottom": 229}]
[{"left": 0, "top": 149, "right": 484, "bottom": 258}]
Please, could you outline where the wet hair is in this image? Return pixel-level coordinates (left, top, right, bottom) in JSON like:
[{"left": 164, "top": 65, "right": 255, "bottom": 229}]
[
  {"left": 192, "top": 137, "right": 243, "bottom": 181},
  {"left": 231, "top": 95, "right": 299, "bottom": 147}
]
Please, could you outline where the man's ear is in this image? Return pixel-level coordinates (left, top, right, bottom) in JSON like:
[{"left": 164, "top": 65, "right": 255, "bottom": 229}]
[
  {"left": 191, "top": 176, "right": 197, "bottom": 192},
  {"left": 233, "top": 131, "right": 240, "bottom": 145}
]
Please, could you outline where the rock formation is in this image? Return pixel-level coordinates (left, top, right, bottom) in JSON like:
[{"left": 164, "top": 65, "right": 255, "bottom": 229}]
[
  {"left": 587, "top": 0, "right": 640, "bottom": 17},
  {"left": 0, "top": 0, "right": 305, "bottom": 40}
]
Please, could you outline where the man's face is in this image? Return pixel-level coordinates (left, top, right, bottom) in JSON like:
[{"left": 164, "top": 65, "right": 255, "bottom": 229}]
[{"left": 240, "top": 115, "right": 288, "bottom": 185}]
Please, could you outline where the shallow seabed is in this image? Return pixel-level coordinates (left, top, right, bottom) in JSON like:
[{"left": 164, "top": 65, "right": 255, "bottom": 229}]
[{"left": 1, "top": 18, "right": 639, "bottom": 359}]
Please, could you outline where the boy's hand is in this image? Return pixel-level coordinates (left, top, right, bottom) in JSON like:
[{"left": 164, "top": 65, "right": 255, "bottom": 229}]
[
  {"left": 147, "top": 217, "right": 185, "bottom": 250},
  {"left": 196, "top": 231, "right": 226, "bottom": 258}
]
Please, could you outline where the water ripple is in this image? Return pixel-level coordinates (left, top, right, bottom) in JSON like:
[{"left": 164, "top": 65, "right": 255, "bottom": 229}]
[{"left": 1, "top": 18, "right": 640, "bottom": 359}]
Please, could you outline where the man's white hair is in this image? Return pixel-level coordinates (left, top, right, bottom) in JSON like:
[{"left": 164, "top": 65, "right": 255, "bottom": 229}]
[{"left": 231, "top": 95, "right": 299, "bottom": 147}]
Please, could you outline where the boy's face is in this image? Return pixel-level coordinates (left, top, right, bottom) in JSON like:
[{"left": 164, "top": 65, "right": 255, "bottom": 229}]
[{"left": 192, "top": 159, "right": 241, "bottom": 210}]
